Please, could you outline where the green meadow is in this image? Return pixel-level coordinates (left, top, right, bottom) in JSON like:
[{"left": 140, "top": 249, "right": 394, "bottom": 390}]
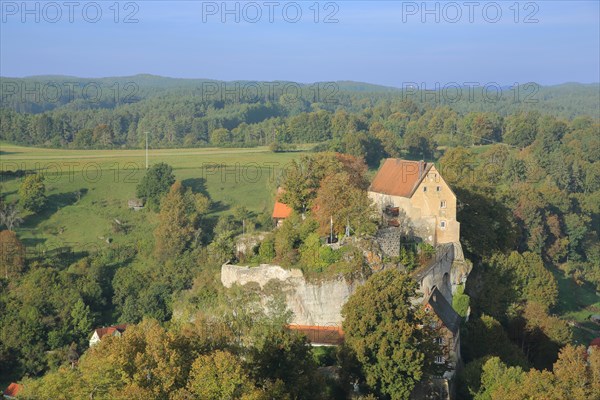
[{"left": 0, "top": 142, "right": 306, "bottom": 253}]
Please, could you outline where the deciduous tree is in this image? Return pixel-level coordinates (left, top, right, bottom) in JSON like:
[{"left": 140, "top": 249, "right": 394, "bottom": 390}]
[
  {"left": 18, "top": 173, "right": 46, "bottom": 213},
  {"left": 313, "top": 172, "right": 377, "bottom": 237},
  {"left": 0, "top": 230, "right": 25, "bottom": 279},
  {"left": 154, "top": 181, "right": 207, "bottom": 261},
  {"left": 136, "top": 162, "right": 175, "bottom": 211},
  {"left": 0, "top": 201, "right": 23, "bottom": 231},
  {"left": 342, "top": 269, "right": 433, "bottom": 400}
]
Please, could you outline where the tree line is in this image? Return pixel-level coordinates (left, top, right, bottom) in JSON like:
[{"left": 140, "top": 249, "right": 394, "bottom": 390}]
[{"left": 1, "top": 77, "right": 598, "bottom": 151}]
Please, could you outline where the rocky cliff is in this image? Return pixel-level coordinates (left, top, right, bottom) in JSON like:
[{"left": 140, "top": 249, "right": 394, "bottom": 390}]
[
  {"left": 220, "top": 242, "right": 471, "bottom": 327},
  {"left": 221, "top": 264, "right": 364, "bottom": 326}
]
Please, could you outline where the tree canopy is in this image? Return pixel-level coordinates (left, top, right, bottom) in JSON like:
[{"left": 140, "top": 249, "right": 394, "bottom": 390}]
[
  {"left": 18, "top": 173, "right": 46, "bottom": 213},
  {"left": 342, "top": 269, "right": 434, "bottom": 400},
  {"left": 136, "top": 162, "right": 176, "bottom": 211}
]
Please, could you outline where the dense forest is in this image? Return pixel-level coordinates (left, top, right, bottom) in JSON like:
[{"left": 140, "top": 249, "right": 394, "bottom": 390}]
[
  {"left": 1, "top": 76, "right": 599, "bottom": 399},
  {"left": 1, "top": 75, "right": 598, "bottom": 151}
]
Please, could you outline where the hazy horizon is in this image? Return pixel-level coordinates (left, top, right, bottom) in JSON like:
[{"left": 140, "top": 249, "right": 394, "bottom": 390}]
[{"left": 2, "top": 74, "right": 599, "bottom": 89}]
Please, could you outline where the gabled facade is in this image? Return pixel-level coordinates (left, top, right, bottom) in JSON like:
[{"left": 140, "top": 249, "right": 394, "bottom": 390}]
[
  {"left": 368, "top": 159, "right": 459, "bottom": 245},
  {"left": 89, "top": 324, "right": 128, "bottom": 347}
]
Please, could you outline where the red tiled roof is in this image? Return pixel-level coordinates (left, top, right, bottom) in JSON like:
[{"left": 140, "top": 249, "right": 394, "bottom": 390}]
[
  {"left": 287, "top": 324, "right": 345, "bottom": 345},
  {"left": 4, "top": 382, "right": 22, "bottom": 397},
  {"left": 272, "top": 187, "right": 293, "bottom": 219},
  {"left": 272, "top": 201, "right": 293, "bottom": 219},
  {"left": 93, "top": 324, "right": 128, "bottom": 340},
  {"left": 369, "top": 159, "right": 431, "bottom": 198}
]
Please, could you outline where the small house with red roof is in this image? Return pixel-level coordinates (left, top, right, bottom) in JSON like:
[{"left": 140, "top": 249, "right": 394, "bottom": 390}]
[
  {"left": 272, "top": 187, "right": 293, "bottom": 227},
  {"left": 3, "top": 383, "right": 22, "bottom": 399},
  {"left": 368, "top": 159, "right": 459, "bottom": 245},
  {"left": 89, "top": 324, "right": 128, "bottom": 347}
]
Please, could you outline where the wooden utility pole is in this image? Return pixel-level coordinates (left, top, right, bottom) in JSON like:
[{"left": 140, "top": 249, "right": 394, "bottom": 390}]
[{"left": 145, "top": 131, "right": 149, "bottom": 169}]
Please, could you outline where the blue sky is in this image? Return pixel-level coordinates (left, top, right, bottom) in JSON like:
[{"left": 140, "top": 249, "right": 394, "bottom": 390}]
[{"left": 1, "top": 1, "right": 599, "bottom": 87}]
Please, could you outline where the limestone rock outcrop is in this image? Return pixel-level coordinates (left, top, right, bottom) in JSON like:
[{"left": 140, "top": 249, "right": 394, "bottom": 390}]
[
  {"left": 220, "top": 242, "right": 471, "bottom": 327},
  {"left": 221, "top": 264, "right": 363, "bottom": 326}
]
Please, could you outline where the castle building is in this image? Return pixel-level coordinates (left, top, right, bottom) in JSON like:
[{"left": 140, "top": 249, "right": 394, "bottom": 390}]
[{"left": 368, "top": 159, "right": 460, "bottom": 245}]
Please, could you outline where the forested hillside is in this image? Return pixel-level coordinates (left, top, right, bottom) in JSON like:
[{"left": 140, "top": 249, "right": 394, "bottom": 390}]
[{"left": 1, "top": 75, "right": 598, "bottom": 149}]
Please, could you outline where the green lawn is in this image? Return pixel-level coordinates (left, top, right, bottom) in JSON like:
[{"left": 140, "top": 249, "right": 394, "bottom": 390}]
[
  {"left": 553, "top": 269, "right": 600, "bottom": 345},
  {"left": 1, "top": 142, "right": 306, "bottom": 253}
]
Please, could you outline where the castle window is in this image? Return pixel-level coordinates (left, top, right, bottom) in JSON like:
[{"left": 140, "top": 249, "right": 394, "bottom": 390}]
[
  {"left": 440, "top": 220, "right": 446, "bottom": 229},
  {"left": 436, "top": 186, "right": 441, "bottom": 192},
  {"left": 434, "top": 337, "right": 444, "bottom": 345},
  {"left": 440, "top": 201, "right": 447, "bottom": 209},
  {"left": 434, "top": 356, "right": 445, "bottom": 364},
  {"left": 423, "top": 186, "right": 427, "bottom": 192}
]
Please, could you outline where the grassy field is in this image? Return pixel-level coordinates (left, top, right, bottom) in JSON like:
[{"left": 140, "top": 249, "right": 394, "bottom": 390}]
[
  {"left": 1, "top": 142, "right": 307, "bottom": 253},
  {"left": 553, "top": 269, "right": 600, "bottom": 345}
]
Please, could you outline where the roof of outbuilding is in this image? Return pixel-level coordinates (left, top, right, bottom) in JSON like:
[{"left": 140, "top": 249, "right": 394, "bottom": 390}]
[
  {"left": 128, "top": 199, "right": 144, "bottom": 207},
  {"left": 3, "top": 382, "right": 22, "bottom": 397},
  {"left": 272, "top": 187, "right": 293, "bottom": 219},
  {"left": 272, "top": 201, "right": 293, "bottom": 219},
  {"left": 287, "top": 324, "right": 345, "bottom": 345},
  {"left": 368, "top": 159, "right": 432, "bottom": 198},
  {"left": 92, "top": 324, "right": 128, "bottom": 340},
  {"left": 425, "top": 287, "right": 461, "bottom": 335}
]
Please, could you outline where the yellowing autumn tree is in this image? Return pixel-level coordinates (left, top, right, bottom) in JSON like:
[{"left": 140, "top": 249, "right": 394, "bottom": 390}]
[
  {"left": 0, "top": 230, "right": 25, "bottom": 279},
  {"left": 154, "top": 181, "right": 209, "bottom": 261},
  {"left": 281, "top": 152, "right": 370, "bottom": 214},
  {"left": 313, "top": 172, "right": 376, "bottom": 237},
  {"left": 182, "top": 350, "right": 261, "bottom": 399},
  {"left": 476, "top": 345, "right": 600, "bottom": 400}
]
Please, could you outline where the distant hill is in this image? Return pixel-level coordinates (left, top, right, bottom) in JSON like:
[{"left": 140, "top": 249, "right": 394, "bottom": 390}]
[
  {"left": 0, "top": 74, "right": 598, "bottom": 118},
  {"left": 333, "top": 81, "right": 400, "bottom": 92}
]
